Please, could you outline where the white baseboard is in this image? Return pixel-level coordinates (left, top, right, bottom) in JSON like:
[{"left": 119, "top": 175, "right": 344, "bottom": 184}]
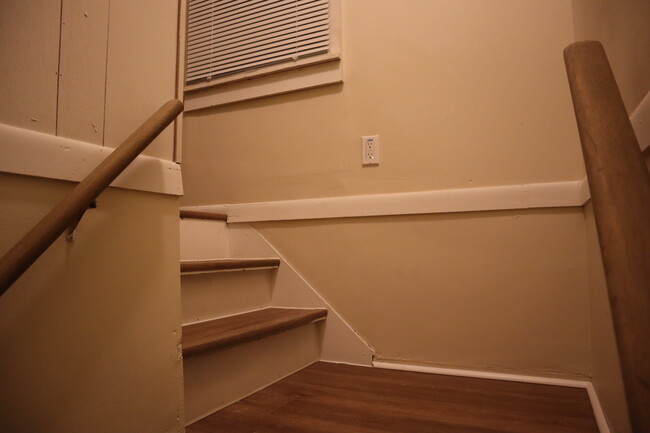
[
  {"left": 630, "top": 89, "right": 650, "bottom": 153},
  {"left": 579, "top": 176, "right": 591, "bottom": 204},
  {"left": 584, "top": 382, "right": 611, "bottom": 433},
  {"left": 373, "top": 360, "right": 610, "bottom": 433}
]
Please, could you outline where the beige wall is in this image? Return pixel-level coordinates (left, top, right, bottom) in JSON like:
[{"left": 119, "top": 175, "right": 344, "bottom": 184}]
[
  {"left": 255, "top": 209, "right": 591, "bottom": 377},
  {"left": 179, "top": 0, "right": 593, "bottom": 378},
  {"left": 0, "top": 0, "right": 179, "bottom": 160},
  {"left": 572, "top": 0, "right": 650, "bottom": 114},
  {"left": 0, "top": 173, "right": 183, "bottom": 433},
  {"left": 181, "top": 0, "right": 582, "bottom": 206}
]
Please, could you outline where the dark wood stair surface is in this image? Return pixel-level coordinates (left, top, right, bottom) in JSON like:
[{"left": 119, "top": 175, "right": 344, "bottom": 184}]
[
  {"left": 181, "top": 258, "right": 281, "bottom": 274},
  {"left": 187, "top": 362, "right": 599, "bottom": 433},
  {"left": 180, "top": 209, "right": 228, "bottom": 221},
  {"left": 182, "top": 308, "right": 328, "bottom": 358}
]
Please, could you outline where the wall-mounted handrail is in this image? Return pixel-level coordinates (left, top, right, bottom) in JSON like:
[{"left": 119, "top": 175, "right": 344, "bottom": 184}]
[
  {"left": 564, "top": 41, "right": 650, "bottom": 431},
  {"left": 0, "top": 100, "right": 184, "bottom": 296}
]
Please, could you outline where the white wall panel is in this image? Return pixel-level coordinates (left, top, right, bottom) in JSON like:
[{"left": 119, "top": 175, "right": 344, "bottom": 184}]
[
  {"left": 0, "top": 0, "right": 61, "bottom": 134},
  {"left": 57, "top": 0, "right": 110, "bottom": 144}
]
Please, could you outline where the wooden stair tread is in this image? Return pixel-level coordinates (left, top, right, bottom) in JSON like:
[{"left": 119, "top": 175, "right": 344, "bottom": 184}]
[
  {"left": 180, "top": 209, "right": 227, "bottom": 221},
  {"left": 181, "top": 258, "right": 280, "bottom": 274},
  {"left": 182, "top": 308, "right": 327, "bottom": 357}
]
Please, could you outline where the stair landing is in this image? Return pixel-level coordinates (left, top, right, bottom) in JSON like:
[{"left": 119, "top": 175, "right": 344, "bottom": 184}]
[{"left": 187, "top": 362, "right": 599, "bottom": 433}]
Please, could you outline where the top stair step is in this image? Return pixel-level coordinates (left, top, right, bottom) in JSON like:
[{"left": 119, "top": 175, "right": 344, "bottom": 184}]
[
  {"left": 181, "top": 258, "right": 280, "bottom": 274},
  {"left": 182, "top": 307, "right": 328, "bottom": 357},
  {"left": 180, "top": 209, "right": 227, "bottom": 221}
]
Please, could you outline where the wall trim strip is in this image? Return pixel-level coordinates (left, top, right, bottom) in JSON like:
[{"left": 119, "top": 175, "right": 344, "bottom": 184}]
[
  {"left": 183, "top": 178, "right": 591, "bottom": 223},
  {"left": 0, "top": 123, "right": 183, "bottom": 196},
  {"left": 184, "top": 58, "right": 342, "bottom": 112},
  {"left": 630, "top": 89, "right": 650, "bottom": 153},
  {"left": 372, "top": 360, "right": 610, "bottom": 433}
]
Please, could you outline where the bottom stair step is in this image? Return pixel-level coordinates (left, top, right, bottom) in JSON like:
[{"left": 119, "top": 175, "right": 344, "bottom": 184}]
[{"left": 182, "top": 308, "right": 328, "bottom": 358}]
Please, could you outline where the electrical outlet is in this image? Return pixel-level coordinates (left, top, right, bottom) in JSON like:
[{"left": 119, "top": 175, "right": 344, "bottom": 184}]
[{"left": 362, "top": 135, "right": 379, "bottom": 165}]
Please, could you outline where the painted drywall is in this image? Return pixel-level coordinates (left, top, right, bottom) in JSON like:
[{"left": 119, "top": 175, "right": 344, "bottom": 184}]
[
  {"left": 181, "top": 0, "right": 582, "bottom": 205},
  {"left": 0, "top": 2, "right": 184, "bottom": 431},
  {"left": 57, "top": 0, "right": 110, "bottom": 145},
  {"left": 572, "top": 0, "right": 650, "bottom": 114},
  {"left": 0, "top": 0, "right": 178, "bottom": 160},
  {"left": 0, "top": 173, "right": 184, "bottom": 433},
  {"left": 103, "top": 0, "right": 179, "bottom": 160},
  {"left": 178, "top": 0, "right": 593, "bottom": 378},
  {"left": 255, "top": 208, "right": 591, "bottom": 378},
  {"left": 583, "top": 203, "right": 632, "bottom": 433}
]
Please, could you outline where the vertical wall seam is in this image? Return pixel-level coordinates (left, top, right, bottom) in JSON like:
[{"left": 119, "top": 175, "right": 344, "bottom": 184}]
[
  {"left": 173, "top": 0, "right": 183, "bottom": 162},
  {"left": 101, "top": 0, "right": 111, "bottom": 147},
  {"left": 54, "top": 0, "right": 64, "bottom": 136},
  {"left": 581, "top": 203, "right": 594, "bottom": 379}
]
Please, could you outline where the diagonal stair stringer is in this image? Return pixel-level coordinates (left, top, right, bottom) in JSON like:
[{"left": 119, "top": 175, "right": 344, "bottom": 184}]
[{"left": 227, "top": 223, "right": 374, "bottom": 366}]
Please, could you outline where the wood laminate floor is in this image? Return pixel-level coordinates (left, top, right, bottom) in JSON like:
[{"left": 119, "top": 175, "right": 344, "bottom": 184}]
[{"left": 187, "top": 362, "right": 599, "bottom": 433}]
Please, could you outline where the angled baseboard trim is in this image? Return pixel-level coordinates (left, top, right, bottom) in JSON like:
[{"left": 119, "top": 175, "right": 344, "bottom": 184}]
[{"left": 225, "top": 222, "right": 374, "bottom": 366}]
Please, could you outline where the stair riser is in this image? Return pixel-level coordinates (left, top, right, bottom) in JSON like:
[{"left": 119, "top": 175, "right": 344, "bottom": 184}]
[
  {"left": 180, "top": 219, "right": 229, "bottom": 260},
  {"left": 181, "top": 272, "right": 273, "bottom": 324},
  {"left": 183, "top": 323, "right": 322, "bottom": 424}
]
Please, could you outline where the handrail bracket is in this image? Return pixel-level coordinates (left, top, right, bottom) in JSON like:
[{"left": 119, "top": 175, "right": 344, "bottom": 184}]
[
  {"left": 0, "top": 99, "right": 183, "bottom": 298},
  {"left": 65, "top": 200, "right": 97, "bottom": 242}
]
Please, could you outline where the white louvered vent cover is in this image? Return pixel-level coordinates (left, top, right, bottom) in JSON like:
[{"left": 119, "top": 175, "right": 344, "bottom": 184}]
[{"left": 186, "top": 0, "right": 330, "bottom": 85}]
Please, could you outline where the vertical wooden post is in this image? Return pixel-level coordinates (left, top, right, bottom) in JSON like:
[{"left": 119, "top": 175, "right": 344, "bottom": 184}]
[{"left": 564, "top": 41, "right": 650, "bottom": 431}]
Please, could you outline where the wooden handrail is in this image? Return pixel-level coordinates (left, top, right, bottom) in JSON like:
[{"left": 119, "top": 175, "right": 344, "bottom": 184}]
[
  {"left": 0, "top": 100, "right": 183, "bottom": 296},
  {"left": 564, "top": 41, "right": 650, "bottom": 431}
]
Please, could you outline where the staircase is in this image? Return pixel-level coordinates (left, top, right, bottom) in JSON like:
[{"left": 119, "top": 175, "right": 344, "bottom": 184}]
[{"left": 178, "top": 210, "right": 370, "bottom": 425}]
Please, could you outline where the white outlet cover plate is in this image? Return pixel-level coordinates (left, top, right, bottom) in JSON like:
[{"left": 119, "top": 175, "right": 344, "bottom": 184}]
[{"left": 362, "top": 135, "right": 379, "bottom": 165}]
